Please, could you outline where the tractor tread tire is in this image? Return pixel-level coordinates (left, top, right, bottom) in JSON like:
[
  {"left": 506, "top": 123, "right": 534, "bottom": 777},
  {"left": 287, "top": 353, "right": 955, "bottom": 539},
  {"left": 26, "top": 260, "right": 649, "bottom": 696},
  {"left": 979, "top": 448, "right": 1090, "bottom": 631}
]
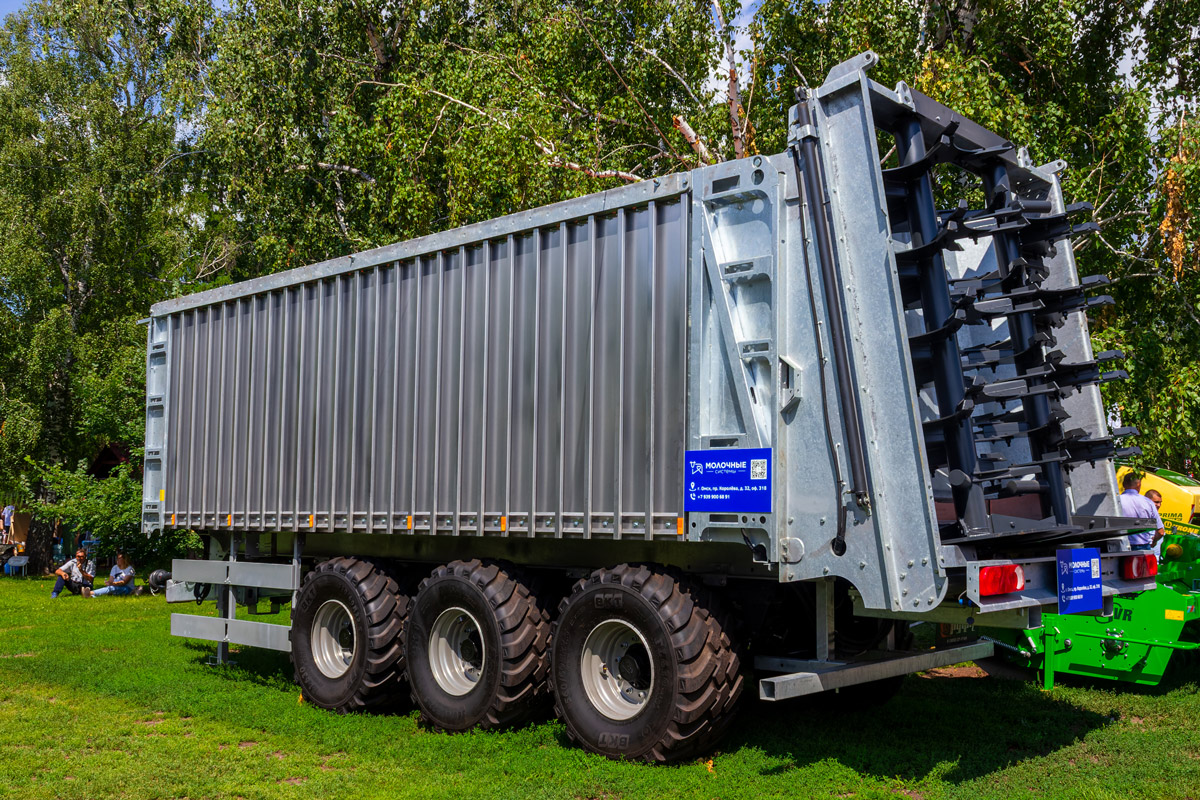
[
  {"left": 405, "top": 559, "right": 551, "bottom": 731},
  {"left": 551, "top": 564, "right": 743, "bottom": 763},
  {"left": 291, "top": 556, "right": 408, "bottom": 713}
]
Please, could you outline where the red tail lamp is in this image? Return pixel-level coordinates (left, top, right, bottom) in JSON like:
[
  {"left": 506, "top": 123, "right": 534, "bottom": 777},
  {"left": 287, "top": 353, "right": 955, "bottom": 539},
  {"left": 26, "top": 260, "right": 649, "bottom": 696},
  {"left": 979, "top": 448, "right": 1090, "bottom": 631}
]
[
  {"left": 1121, "top": 554, "right": 1158, "bottom": 580},
  {"left": 979, "top": 564, "right": 1026, "bottom": 596}
]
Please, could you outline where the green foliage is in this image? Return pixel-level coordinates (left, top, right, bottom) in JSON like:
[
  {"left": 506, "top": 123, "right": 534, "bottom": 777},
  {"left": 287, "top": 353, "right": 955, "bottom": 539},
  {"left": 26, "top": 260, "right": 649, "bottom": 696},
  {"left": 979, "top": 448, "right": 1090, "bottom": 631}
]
[
  {"left": 1088, "top": 0, "right": 1200, "bottom": 471},
  {"left": 0, "top": 0, "right": 1199, "bottom": 518},
  {"left": 0, "top": 0, "right": 213, "bottom": 504},
  {"left": 195, "top": 0, "right": 721, "bottom": 276},
  {"left": 32, "top": 459, "right": 200, "bottom": 570}
]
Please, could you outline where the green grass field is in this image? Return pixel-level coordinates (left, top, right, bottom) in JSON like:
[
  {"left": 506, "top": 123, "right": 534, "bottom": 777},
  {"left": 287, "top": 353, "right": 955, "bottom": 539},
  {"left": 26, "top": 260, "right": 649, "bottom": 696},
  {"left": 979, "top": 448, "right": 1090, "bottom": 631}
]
[{"left": 1, "top": 577, "right": 1199, "bottom": 799}]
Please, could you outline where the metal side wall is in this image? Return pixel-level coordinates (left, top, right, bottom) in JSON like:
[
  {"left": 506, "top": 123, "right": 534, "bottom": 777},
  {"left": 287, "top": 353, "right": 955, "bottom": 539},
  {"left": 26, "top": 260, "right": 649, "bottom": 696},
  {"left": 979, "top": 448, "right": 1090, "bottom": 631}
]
[
  {"left": 777, "top": 71, "right": 945, "bottom": 611},
  {"left": 682, "top": 139, "right": 946, "bottom": 614},
  {"left": 143, "top": 68, "right": 949, "bottom": 612},
  {"left": 144, "top": 178, "right": 692, "bottom": 540}
]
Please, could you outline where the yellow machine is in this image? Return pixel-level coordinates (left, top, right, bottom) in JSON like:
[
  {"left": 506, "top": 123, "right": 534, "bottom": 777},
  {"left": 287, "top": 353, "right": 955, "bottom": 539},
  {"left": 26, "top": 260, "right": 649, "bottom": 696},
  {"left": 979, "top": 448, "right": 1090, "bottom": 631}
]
[{"left": 1116, "top": 465, "right": 1200, "bottom": 530}]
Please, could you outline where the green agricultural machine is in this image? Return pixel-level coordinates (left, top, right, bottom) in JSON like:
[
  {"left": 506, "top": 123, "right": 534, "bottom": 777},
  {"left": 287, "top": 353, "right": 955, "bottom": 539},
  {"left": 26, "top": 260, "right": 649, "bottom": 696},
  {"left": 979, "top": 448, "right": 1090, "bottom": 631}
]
[{"left": 982, "top": 528, "right": 1200, "bottom": 688}]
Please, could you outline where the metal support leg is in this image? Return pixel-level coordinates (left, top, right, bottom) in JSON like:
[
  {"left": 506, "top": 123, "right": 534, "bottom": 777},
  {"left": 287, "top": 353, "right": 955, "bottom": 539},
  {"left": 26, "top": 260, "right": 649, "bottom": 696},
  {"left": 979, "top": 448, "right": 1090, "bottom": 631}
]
[
  {"left": 1042, "top": 626, "right": 1056, "bottom": 690},
  {"left": 815, "top": 578, "right": 836, "bottom": 661},
  {"left": 290, "top": 533, "right": 303, "bottom": 610},
  {"left": 215, "top": 535, "right": 238, "bottom": 665}
]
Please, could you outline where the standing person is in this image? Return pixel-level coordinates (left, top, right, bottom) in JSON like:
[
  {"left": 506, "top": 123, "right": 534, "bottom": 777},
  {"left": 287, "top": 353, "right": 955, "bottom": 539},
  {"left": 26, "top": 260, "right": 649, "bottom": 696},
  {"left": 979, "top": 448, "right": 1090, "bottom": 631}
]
[
  {"left": 1, "top": 504, "right": 13, "bottom": 545},
  {"left": 51, "top": 549, "right": 95, "bottom": 598},
  {"left": 90, "top": 552, "right": 135, "bottom": 597},
  {"left": 1119, "top": 472, "right": 1165, "bottom": 551},
  {"left": 1144, "top": 489, "right": 1166, "bottom": 557}
]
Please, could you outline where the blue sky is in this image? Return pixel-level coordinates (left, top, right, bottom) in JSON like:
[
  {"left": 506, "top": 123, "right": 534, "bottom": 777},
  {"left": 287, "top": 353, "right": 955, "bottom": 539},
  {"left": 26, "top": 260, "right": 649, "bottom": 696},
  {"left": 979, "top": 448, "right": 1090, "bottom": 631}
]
[{"left": 0, "top": 0, "right": 24, "bottom": 21}]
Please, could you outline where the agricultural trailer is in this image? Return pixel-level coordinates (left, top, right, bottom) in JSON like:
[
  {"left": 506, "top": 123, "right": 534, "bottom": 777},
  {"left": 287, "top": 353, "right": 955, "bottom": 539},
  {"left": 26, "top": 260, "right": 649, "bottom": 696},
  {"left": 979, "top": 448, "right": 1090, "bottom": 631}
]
[{"left": 143, "top": 52, "right": 1155, "bottom": 762}]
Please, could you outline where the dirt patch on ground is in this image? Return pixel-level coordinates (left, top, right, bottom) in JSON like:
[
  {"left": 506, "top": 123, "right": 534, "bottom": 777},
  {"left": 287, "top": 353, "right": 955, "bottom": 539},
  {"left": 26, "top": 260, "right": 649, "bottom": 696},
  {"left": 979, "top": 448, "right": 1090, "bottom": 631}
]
[
  {"left": 319, "top": 753, "right": 345, "bottom": 772},
  {"left": 918, "top": 665, "right": 988, "bottom": 679}
]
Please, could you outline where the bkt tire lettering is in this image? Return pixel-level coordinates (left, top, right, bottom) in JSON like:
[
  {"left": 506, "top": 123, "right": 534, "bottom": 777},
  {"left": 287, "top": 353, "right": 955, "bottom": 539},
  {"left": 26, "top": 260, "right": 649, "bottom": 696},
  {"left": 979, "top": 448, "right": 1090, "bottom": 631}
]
[
  {"left": 597, "top": 732, "right": 630, "bottom": 748},
  {"left": 593, "top": 593, "right": 623, "bottom": 610}
]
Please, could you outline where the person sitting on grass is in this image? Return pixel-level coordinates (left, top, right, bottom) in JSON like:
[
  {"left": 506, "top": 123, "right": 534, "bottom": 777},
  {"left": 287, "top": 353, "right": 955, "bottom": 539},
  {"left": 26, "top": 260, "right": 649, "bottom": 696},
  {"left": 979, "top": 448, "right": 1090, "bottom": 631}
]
[
  {"left": 90, "top": 552, "right": 135, "bottom": 597},
  {"left": 51, "top": 549, "right": 95, "bottom": 598}
]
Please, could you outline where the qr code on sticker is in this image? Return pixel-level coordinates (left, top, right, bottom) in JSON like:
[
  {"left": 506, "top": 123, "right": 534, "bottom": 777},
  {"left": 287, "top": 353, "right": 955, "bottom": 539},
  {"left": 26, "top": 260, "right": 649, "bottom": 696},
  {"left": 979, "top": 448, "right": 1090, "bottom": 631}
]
[{"left": 750, "top": 459, "right": 767, "bottom": 480}]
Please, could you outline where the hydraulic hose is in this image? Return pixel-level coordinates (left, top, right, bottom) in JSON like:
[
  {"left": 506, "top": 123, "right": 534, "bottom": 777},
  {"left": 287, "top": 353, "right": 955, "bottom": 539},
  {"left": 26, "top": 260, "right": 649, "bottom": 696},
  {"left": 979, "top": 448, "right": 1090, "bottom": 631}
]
[{"left": 792, "top": 90, "right": 872, "bottom": 547}]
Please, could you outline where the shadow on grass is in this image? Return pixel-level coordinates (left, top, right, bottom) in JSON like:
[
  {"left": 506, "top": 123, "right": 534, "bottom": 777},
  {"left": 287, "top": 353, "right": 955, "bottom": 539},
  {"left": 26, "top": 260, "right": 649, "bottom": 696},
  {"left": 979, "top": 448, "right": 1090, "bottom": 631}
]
[
  {"left": 718, "top": 673, "right": 1111, "bottom": 782},
  {"left": 177, "top": 640, "right": 430, "bottom": 717},
  {"left": 180, "top": 639, "right": 294, "bottom": 690},
  {"left": 175, "top": 635, "right": 1124, "bottom": 779}
]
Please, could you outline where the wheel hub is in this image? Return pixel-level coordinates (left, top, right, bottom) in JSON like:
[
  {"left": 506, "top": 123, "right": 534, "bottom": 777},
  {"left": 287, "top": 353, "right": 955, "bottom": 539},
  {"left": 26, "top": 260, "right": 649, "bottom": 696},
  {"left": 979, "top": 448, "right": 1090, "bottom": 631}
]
[
  {"left": 616, "top": 644, "right": 651, "bottom": 689},
  {"left": 581, "top": 619, "right": 655, "bottom": 720},
  {"left": 429, "top": 607, "right": 486, "bottom": 696},
  {"left": 311, "top": 599, "right": 356, "bottom": 679}
]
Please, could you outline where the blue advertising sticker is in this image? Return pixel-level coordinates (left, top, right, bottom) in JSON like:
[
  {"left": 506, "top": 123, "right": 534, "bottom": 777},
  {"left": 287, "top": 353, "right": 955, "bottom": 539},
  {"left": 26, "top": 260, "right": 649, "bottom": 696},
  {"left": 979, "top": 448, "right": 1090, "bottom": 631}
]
[
  {"left": 1056, "top": 547, "right": 1102, "bottom": 615},
  {"left": 684, "top": 448, "right": 772, "bottom": 513}
]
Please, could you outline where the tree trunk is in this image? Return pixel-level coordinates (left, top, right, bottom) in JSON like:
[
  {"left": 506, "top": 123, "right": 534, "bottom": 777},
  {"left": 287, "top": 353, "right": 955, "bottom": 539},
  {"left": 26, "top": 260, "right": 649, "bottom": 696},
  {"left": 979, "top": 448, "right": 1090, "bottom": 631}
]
[{"left": 26, "top": 517, "right": 56, "bottom": 575}]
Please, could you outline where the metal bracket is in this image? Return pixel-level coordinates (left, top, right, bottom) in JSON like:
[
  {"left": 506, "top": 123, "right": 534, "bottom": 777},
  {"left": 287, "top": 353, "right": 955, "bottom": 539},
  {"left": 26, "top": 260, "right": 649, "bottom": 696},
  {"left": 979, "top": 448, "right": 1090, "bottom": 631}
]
[
  {"left": 824, "top": 50, "right": 879, "bottom": 83},
  {"left": 759, "top": 641, "right": 995, "bottom": 700},
  {"left": 779, "top": 355, "right": 802, "bottom": 412},
  {"left": 789, "top": 123, "right": 818, "bottom": 146},
  {"left": 780, "top": 536, "right": 804, "bottom": 564}
]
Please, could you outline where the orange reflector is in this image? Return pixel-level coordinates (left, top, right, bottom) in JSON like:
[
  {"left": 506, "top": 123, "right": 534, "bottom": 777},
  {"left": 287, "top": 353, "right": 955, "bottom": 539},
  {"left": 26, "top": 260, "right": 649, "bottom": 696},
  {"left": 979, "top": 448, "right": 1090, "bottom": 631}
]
[
  {"left": 407, "top": 515, "right": 413, "bottom": 530},
  {"left": 501, "top": 516, "right": 507, "bottom": 532},
  {"left": 171, "top": 514, "right": 176, "bottom": 527},
  {"left": 309, "top": 514, "right": 315, "bottom": 528},
  {"left": 677, "top": 517, "right": 684, "bottom": 536},
  {"left": 978, "top": 564, "right": 1025, "bottom": 596},
  {"left": 227, "top": 514, "right": 232, "bottom": 527}
]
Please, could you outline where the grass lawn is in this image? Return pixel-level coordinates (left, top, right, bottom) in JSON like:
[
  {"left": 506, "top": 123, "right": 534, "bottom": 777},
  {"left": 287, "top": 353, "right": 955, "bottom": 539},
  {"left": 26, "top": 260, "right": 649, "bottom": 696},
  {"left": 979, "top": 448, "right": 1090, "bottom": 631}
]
[{"left": 1, "top": 577, "right": 1199, "bottom": 799}]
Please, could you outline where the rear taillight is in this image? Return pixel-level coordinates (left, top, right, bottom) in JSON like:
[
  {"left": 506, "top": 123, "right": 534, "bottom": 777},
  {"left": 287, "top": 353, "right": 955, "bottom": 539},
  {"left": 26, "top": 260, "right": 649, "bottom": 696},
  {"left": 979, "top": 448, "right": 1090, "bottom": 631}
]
[
  {"left": 1121, "top": 554, "right": 1158, "bottom": 580},
  {"left": 979, "top": 565, "right": 1026, "bottom": 596}
]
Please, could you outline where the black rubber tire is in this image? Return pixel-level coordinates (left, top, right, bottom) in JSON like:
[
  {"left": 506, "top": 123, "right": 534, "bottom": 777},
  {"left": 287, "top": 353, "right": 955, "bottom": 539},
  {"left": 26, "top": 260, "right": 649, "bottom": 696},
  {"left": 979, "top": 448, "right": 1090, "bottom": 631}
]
[
  {"left": 551, "top": 564, "right": 743, "bottom": 763},
  {"left": 291, "top": 557, "right": 408, "bottom": 712},
  {"left": 404, "top": 559, "right": 551, "bottom": 731}
]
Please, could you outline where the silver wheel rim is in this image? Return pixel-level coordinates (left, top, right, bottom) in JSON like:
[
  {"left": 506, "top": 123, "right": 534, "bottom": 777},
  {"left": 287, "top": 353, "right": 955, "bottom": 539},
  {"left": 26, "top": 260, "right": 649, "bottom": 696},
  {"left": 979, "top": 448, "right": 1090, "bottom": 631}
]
[
  {"left": 581, "top": 620, "right": 654, "bottom": 721},
  {"left": 429, "top": 607, "right": 486, "bottom": 696},
  {"left": 311, "top": 599, "right": 356, "bottom": 679}
]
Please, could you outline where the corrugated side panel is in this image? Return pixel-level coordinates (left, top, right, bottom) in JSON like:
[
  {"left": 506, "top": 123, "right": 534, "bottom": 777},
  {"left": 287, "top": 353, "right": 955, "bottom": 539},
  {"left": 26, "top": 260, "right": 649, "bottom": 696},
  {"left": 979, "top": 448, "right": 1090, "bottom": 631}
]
[{"left": 156, "top": 200, "right": 689, "bottom": 539}]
